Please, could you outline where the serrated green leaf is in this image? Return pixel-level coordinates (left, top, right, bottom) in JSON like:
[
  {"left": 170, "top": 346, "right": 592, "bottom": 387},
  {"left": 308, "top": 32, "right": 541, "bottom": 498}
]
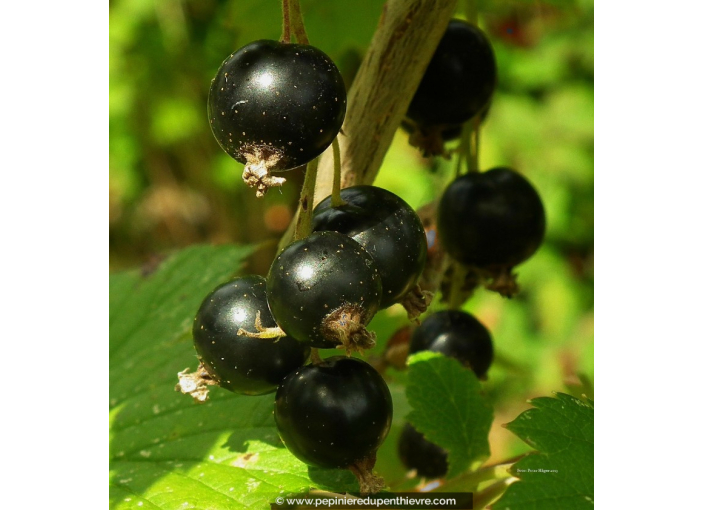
[
  {"left": 110, "top": 245, "right": 357, "bottom": 510},
  {"left": 405, "top": 352, "right": 493, "bottom": 478},
  {"left": 493, "top": 393, "right": 594, "bottom": 510}
]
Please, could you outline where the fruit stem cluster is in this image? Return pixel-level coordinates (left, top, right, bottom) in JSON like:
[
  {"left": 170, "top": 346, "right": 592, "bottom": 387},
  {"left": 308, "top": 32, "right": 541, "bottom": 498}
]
[{"left": 282, "top": 0, "right": 309, "bottom": 45}]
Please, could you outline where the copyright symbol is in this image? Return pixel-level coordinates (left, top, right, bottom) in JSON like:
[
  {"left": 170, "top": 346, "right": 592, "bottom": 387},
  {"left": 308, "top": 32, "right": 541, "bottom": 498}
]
[{"left": 276, "top": 497, "right": 285, "bottom": 505}]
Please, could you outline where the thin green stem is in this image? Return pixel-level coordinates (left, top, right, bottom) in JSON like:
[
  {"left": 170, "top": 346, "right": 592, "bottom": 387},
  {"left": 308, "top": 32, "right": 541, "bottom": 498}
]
[
  {"left": 308, "top": 490, "right": 359, "bottom": 500},
  {"left": 447, "top": 262, "right": 468, "bottom": 310},
  {"left": 293, "top": 157, "right": 319, "bottom": 241},
  {"left": 310, "top": 348, "right": 322, "bottom": 364},
  {"left": 289, "top": 0, "right": 309, "bottom": 44},
  {"left": 468, "top": 114, "right": 481, "bottom": 172},
  {"left": 472, "top": 478, "right": 513, "bottom": 509},
  {"left": 465, "top": 0, "right": 478, "bottom": 25},
  {"left": 330, "top": 136, "right": 344, "bottom": 207},
  {"left": 280, "top": 0, "right": 291, "bottom": 43},
  {"left": 455, "top": 121, "right": 472, "bottom": 177},
  {"left": 458, "top": 0, "right": 483, "bottom": 176},
  {"left": 430, "top": 453, "right": 528, "bottom": 493}
]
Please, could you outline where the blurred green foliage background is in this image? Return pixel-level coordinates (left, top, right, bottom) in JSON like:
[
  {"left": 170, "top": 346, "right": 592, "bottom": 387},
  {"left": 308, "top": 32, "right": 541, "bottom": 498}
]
[{"left": 110, "top": 0, "right": 593, "bottom": 469}]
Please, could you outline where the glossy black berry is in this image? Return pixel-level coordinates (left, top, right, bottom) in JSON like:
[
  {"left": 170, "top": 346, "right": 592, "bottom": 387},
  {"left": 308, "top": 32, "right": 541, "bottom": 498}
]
[
  {"left": 266, "top": 231, "right": 382, "bottom": 351},
  {"left": 208, "top": 40, "right": 346, "bottom": 195},
  {"left": 312, "top": 185, "right": 427, "bottom": 308},
  {"left": 398, "top": 423, "right": 448, "bottom": 479},
  {"left": 275, "top": 356, "right": 393, "bottom": 469},
  {"left": 437, "top": 167, "right": 546, "bottom": 268},
  {"left": 192, "top": 275, "right": 310, "bottom": 395},
  {"left": 407, "top": 19, "right": 497, "bottom": 127},
  {"left": 409, "top": 310, "right": 493, "bottom": 379}
]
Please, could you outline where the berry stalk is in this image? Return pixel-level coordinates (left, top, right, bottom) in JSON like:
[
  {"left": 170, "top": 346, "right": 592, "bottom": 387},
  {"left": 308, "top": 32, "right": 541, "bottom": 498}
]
[
  {"left": 465, "top": 0, "right": 478, "bottom": 25},
  {"left": 280, "top": 0, "right": 291, "bottom": 43},
  {"left": 447, "top": 262, "right": 469, "bottom": 310},
  {"left": 454, "top": 122, "right": 470, "bottom": 177},
  {"left": 330, "top": 136, "right": 344, "bottom": 207},
  {"left": 293, "top": 157, "right": 319, "bottom": 241},
  {"left": 454, "top": 111, "right": 481, "bottom": 177},
  {"left": 289, "top": 0, "right": 309, "bottom": 45},
  {"left": 462, "top": 0, "right": 484, "bottom": 174},
  {"left": 468, "top": 114, "right": 481, "bottom": 172}
]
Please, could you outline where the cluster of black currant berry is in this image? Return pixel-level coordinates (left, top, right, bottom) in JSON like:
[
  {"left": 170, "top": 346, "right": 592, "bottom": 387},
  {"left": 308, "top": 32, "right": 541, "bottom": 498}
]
[
  {"left": 182, "top": 33, "right": 432, "bottom": 491},
  {"left": 404, "top": 19, "right": 546, "bottom": 299},
  {"left": 393, "top": 19, "right": 545, "bottom": 477},
  {"left": 175, "top": 11, "right": 548, "bottom": 493},
  {"left": 176, "top": 182, "right": 430, "bottom": 492},
  {"left": 175, "top": 270, "right": 393, "bottom": 493},
  {"left": 176, "top": 186, "right": 431, "bottom": 493}
]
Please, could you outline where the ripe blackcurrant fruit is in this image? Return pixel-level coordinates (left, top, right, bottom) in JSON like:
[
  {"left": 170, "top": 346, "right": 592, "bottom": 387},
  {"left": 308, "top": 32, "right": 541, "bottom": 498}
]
[
  {"left": 437, "top": 167, "right": 546, "bottom": 269},
  {"left": 404, "top": 20, "right": 496, "bottom": 156},
  {"left": 190, "top": 275, "right": 310, "bottom": 396},
  {"left": 407, "top": 19, "right": 497, "bottom": 128},
  {"left": 398, "top": 423, "right": 448, "bottom": 479},
  {"left": 266, "top": 231, "right": 382, "bottom": 352},
  {"left": 208, "top": 40, "right": 347, "bottom": 196},
  {"left": 409, "top": 310, "right": 493, "bottom": 379},
  {"left": 312, "top": 185, "right": 427, "bottom": 309},
  {"left": 274, "top": 356, "right": 393, "bottom": 470}
]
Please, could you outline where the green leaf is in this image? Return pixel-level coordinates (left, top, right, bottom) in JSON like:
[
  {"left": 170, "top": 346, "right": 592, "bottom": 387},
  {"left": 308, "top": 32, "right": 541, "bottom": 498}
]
[
  {"left": 110, "top": 245, "right": 357, "bottom": 510},
  {"left": 493, "top": 393, "right": 594, "bottom": 510},
  {"left": 405, "top": 352, "right": 493, "bottom": 478}
]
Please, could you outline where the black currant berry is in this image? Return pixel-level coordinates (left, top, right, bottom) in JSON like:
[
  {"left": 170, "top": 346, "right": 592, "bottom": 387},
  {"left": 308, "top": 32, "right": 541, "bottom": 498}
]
[
  {"left": 312, "top": 185, "right": 427, "bottom": 309},
  {"left": 266, "top": 231, "right": 382, "bottom": 352},
  {"left": 275, "top": 356, "right": 393, "bottom": 470},
  {"left": 187, "top": 275, "right": 309, "bottom": 397},
  {"left": 409, "top": 310, "right": 493, "bottom": 379},
  {"left": 208, "top": 40, "right": 346, "bottom": 196},
  {"left": 398, "top": 423, "right": 448, "bottom": 479},
  {"left": 437, "top": 167, "right": 546, "bottom": 269},
  {"left": 407, "top": 19, "right": 496, "bottom": 128}
]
